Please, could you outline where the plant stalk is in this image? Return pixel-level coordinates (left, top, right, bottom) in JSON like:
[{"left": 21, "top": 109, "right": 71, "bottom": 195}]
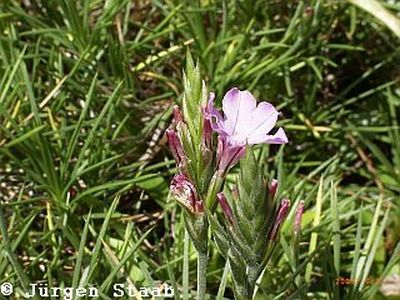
[
  {"left": 233, "top": 285, "right": 252, "bottom": 300},
  {"left": 197, "top": 250, "right": 208, "bottom": 300},
  {"left": 183, "top": 230, "right": 190, "bottom": 300}
]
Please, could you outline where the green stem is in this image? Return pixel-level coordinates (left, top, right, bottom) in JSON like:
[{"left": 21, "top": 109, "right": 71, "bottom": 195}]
[
  {"left": 232, "top": 267, "right": 259, "bottom": 300},
  {"left": 216, "top": 260, "right": 230, "bottom": 300},
  {"left": 293, "top": 234, "right": 301, "bottom": 287},
  {"left": 183, "top": 230, "right": 190, "bottom": 300},
  {"left": 247, "top": 266, "right": 259, "bottom": 299},
  {"left": 197, "top": 250, "right": 208, "bottom": 300},
  {"left": 233, "top": 284, "right": 252, "bottom": 300}
]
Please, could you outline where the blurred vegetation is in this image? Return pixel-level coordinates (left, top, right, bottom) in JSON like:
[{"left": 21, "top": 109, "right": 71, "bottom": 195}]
[{"left": 0, "top": 0, "right": 399, "bottom": 299}]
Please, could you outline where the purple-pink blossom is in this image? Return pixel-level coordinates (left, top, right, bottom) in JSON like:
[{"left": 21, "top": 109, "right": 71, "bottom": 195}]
[{"left": 208, "top": 87, "right": 288, "bottom": 172}]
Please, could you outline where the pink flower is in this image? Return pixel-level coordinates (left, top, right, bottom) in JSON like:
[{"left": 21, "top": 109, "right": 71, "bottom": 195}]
[{"left": 209, "top": 88, "right": 288, "bottom": 172}]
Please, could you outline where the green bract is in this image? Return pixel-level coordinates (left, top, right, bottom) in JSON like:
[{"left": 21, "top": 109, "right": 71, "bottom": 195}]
[{"left": 209, "top": 148, "right": 288, "bottom": 300}]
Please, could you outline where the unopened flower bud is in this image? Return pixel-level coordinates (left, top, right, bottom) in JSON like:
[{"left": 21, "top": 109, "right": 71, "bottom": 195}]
[
  {"left": 231, "top": 185, "right": 239, "bottom": 201},
  {"left": 171, "top": 174, "right": 204, "bottom": 216},
  {"left": 269, "top": 179, "right": 278, "bottom": 200},
  {"left": 201, "top": 93, "right": 218, "bottom": 150},
  {"left": 195, "top": 200, "right": 205, "bottom": 214},
  {"left": 269, "top": 199, "right": 290, "bottom": 240},
  {"left": 173, "top": 105, "right": 183, "bottom": 123},
  {"left": 202, "top": 114, "right": 213, "bottom": 150},
  {"left": 217, "top": 192, "right": 234, "bottom": 224},
  {"left": 294, "top": 200, "right": 305, "bottom": 236},
  {"left": 166, "top": 129, "right": 184, "bottom": 166}
]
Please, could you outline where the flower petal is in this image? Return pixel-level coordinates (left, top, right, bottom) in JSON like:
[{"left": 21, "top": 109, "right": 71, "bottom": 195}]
[
  {"left": 249, "top": 102, "right": 279, "bottom": 136},
  {"left": 217, "top": 136, "right": 245, "bottom": 172},
  {"left": 222, "top": 88, "right": 256, "bottom": 136},
  {"left": 247, "top": 127, "right": 288, "bottom": 144},
  {"left": 264, "top": 127, "right": 288, "bottom": 144},
  {"left": 211, "top": 88, "right": 287, "bottom": 147},
  {"left": 207, "top": 92, "right": 220, "bottom": 118},
  {"left": 207, "top": 92, "right": 224, "bottom": 133},
  {"left": 221, "top": 88, "right": 239, "bottom": 135}
]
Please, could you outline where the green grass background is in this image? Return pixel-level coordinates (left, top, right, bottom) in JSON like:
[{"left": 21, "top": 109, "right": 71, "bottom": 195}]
[{"left": 0, "top": 0, "right": 399, "bottom": 299}]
